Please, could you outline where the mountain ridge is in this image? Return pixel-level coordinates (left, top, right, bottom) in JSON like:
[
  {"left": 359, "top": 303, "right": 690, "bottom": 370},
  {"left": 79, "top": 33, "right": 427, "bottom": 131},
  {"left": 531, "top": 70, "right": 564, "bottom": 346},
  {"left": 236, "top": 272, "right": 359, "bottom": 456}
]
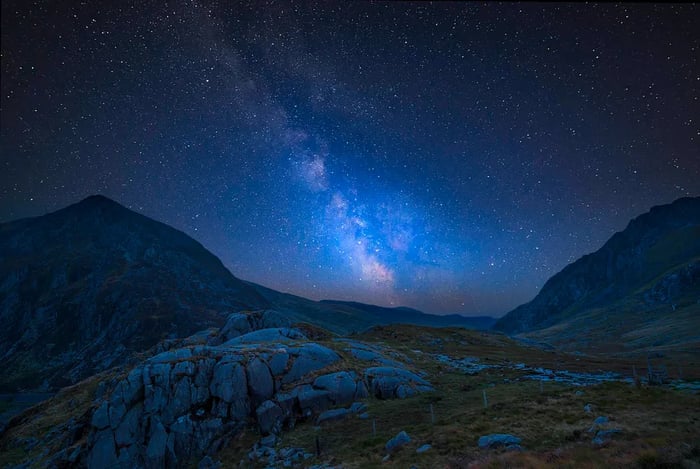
[{"left": 493, "top": 196, "right": 700, "bottom": 351}]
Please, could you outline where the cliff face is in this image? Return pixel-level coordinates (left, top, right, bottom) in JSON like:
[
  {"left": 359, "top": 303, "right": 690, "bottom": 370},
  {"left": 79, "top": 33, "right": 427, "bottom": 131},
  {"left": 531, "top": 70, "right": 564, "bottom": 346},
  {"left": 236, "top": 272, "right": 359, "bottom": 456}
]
[
  {"left": 0, "top": 195, "right": 270, "bottom": 391},
  {"left": 493, "top": 197, "right": 700, "bottom": 345}
]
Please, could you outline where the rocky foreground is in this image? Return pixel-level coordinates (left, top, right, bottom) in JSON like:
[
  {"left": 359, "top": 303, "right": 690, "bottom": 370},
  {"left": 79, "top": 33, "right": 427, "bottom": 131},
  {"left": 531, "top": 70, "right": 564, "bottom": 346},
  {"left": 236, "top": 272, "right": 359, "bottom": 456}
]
[
  {"left": 2, "top": 316, "right": 699, "bottom": 468},
  {"left": 2, "top": 311, "right": 435, "bottom": 468}
]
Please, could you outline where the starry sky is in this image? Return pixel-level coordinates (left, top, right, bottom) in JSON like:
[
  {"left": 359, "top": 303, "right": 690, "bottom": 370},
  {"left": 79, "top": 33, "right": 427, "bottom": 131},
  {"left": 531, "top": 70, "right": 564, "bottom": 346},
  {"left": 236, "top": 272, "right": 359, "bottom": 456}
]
[{"left": 1, "top": 1, "right": 699, "bottom": 316}]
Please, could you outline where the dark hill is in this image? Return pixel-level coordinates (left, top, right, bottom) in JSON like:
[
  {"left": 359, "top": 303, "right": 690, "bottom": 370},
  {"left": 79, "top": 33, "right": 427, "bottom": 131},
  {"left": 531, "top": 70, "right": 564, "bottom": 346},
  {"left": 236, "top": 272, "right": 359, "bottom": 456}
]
[{"left": 0, "top": 195, "right": 270, "bottom": 390}]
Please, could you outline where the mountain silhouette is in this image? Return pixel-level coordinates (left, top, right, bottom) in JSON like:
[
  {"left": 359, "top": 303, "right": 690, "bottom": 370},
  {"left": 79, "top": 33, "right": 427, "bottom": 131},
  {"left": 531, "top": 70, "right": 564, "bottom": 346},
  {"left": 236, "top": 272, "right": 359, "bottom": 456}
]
[{"left": 493, "top": 197, "right": 700, "bottom": 351}]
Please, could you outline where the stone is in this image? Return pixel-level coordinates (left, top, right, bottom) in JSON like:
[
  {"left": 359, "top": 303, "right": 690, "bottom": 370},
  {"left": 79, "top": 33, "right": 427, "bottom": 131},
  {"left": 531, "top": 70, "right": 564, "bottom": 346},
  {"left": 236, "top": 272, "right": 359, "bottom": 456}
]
[
  {"left": 477, "top": 434, "right": 521, "bottom": 449},
  {"left": 592, "top": 428, "right": 622, "bottom": 445},
  {"left": 247, "top": 357, "right": 274, "bottom": 406},
  {"left": 218, "top": 313, "right": 252, "bottom": 341},
  {"left": 170, "top": 414, "right": 195, "bottom": 457},
  {"left": 224, "top": 328, "right": 308, "bottom": 346},
  {"left": 283, "top": 343, "right": 341, "bottom": 384},
  {"left": 150, "top": 347, "right": 193, "bottom": 364},
  {"left": 87, "top": 429, "right": 118, "bottom": 468},
  {"left": 416, "top": 443, "right": 432, "bottom": 453},
  {"left": 364, "top": 367, "right": 433, "bottom": 399},
  {"left": 91, "top": 401, "right": 110, "bottom": 430},
  {"left": 198, "top": 455, "right": 222, "bottom": 469},
  {"left": 588, "top": 415, "right": 609, "bottom": 433},
  {"left": 296, "top": 385, "right": 332, "bottom": 414},
  {"left": 349, "top": 348, "right": 384, "bottom": 361},
  {"left": 268, "top": 350, "right": 290, "bottom": 377},
  {"left": 349, "top": 402, "right": 367, "bottom": 413},
  {"left": 145, "top": 418, "right": 169, "bottom": 466},
  {"left": 256, "top": 400, "right": 283, "bottom": 435},
  {"left": 114, "top": 403, "right": 142, "bottom": 447},
  {"left": 167, "top": 376, "right": 193, "bottom": 421},
  {"left": 313, "top": 371, "right": 359, "bottom": 405},
  {"left": 316, "top": 408, "right": 350, "bottom": 424},
  {"left": 108, "top": 399, "right": 126, "bottom": 430},
  {"left": 584, "top": 403, "right": 592, "bottom": 413},
  {"left": 385, "top": 430, "right": 411, "bottom": 452},
  {"left": 260, "top": 434, "right": 278, "bottom": 447},
  {"left": 210, "top": 359, "right": 248, "bottom": 419}
]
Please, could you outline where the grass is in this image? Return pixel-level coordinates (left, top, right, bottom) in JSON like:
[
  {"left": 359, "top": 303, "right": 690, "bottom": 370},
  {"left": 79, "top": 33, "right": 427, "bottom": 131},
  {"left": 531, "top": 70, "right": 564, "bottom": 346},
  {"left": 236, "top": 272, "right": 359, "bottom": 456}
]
[
  {"left": 2, "top": 324, "right": 699, "bottom": 468},
  {"left": 211, "top": 325, "right": 700, "bottom": 468},
  {"left": 0, "top": 368, "right": 124, "bottom": 467}
]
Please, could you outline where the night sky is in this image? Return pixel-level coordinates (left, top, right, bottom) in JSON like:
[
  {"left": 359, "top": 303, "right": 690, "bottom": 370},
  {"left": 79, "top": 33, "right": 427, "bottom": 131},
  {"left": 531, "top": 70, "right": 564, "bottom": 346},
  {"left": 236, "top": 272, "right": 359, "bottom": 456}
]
[{"left": 1, "top": 2, "right": 699, "bottom": 316}]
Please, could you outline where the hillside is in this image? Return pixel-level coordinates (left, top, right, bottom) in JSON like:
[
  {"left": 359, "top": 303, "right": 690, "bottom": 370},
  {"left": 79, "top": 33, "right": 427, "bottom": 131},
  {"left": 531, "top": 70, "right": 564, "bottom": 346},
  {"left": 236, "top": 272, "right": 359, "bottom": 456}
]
[
  {"left": 493, "top": 197, "right": 700, "bottom": 351},
  {"left": 2, "top": 322, "right": 698, "bottom": 468},
  {"left": 0, "top": 195, "right": 271, "bottom": 391}
]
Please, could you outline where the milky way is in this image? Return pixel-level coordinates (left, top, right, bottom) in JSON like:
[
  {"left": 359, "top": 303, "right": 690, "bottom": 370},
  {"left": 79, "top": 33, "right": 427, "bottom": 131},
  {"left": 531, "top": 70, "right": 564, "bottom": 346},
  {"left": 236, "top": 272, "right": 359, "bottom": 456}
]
[{"left": 1, "top": 1, "right": 699, "bottom": 315}]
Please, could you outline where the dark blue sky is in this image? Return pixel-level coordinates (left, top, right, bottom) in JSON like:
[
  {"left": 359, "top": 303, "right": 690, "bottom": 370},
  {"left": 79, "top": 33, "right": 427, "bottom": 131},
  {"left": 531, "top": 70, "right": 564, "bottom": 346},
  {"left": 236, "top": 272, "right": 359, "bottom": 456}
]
[{"left": 2, "top": 1, "right": 699, "bottom": 315}]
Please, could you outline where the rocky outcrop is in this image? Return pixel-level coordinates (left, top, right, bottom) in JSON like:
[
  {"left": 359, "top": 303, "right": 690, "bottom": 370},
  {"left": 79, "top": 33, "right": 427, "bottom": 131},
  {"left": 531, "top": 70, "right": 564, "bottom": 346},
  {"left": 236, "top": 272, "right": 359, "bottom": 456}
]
[
  {"left": 81, "top": 341, "right": 343, "bottom": 467},
  {"left": 45, "top": 334, "right": 433, "bottom": 468},
  {"left": 365, "top": 367, "right": 433, "bottom": 399}
]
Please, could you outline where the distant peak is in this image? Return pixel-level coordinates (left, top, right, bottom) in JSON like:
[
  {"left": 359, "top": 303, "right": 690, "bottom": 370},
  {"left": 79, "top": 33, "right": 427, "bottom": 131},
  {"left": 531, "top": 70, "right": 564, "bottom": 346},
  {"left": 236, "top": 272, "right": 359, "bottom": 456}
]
[
  {"left": 80, "top": 194, "right": 118, "bottom": 204},
  {"left": 74, "top": 194, "right": 127, "bottom": 210},
  {"left": 65, "top": 195, "right": 131, "bottom": 216}
]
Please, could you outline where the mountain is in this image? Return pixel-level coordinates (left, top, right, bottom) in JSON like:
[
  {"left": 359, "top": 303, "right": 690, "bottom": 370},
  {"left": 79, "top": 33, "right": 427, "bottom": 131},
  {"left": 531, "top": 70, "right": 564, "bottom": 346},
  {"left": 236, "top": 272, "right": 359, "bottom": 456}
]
[
  {"left": 0, "top": 195, "right": 271, "bottom": 391},
  {"left": 493, "top": 197, "right": 700, "bottom": 351},
  {"left": 318, "top": 300, "right": 496, "bottom": 330},
  {"left": 0, "top": 195, "right": 491, "bottom": 392}
]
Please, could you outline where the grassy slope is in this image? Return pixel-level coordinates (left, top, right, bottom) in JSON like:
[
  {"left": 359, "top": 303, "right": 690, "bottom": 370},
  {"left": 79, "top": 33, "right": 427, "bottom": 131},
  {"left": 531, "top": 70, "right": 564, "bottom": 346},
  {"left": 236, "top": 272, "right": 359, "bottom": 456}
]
[
  {"left": 222, "top": 326, "right": 700, "bottom": 468},
  {"left": 2, "top": 325, "right": 699, "bottom": 468}
]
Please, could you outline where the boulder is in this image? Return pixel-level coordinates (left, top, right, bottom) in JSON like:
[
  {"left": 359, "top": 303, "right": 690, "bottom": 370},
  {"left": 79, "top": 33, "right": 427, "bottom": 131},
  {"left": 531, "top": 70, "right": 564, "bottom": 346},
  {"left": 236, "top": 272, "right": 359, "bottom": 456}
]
[
  {"left": 296, "top": 385, "right": 332, "bottom": 414},
  {"left": 246, "top": 357, "right": 274, "bottom": 406},
  {"left": 588, "top": 415, "right": 609, "bottom": 433},
  {"left": 224, "top": 328, "right": 308, "bottom": 346},
  {"left": 385, "top": 430, "right": 411, "bottom": 452},
  {"left": 283, "top": 343, "right": 340, "bottom": 383},
  {"left": 87, "top": 429, "right": 118, "bottom": 468},
  {"left": 256, "top": 400, "right": 283, "bottom": 435},
  {"left": 316, "top": 408, "right": 350, "bottom": 424},
  {"left": 145, "top": 418, "right": 171, "bottom": 466},
  {"left": 416, "top": 444, "right": 432, "bottom": 453},
  {"left": 218, "top": 313, "right": 252, "bottom": 341},
  {"left": 268, "top": 349, "right": 290, "bottom": 376},
  {"left": 349, "top": 402, "right": 367, "bottom": 414},
  {"left": 91, "top": 401, "right": 110, "bottom": 430},
  {"left": 592, "top": 428, "right": 622, "bottom": 445},
  {"left": 477, "top": 433, "right": 521, "bottom": 449},
  {"left": 210, "top": 359, "right": 249, "bottom": 419},
  {"left": 364, "top": 367, "right": 433, "bottom": 399},
  {"left": 313, "top": 371, "right": 360, "bottom": 404},
  {"left": 217, "top": 310, "right": 292, "bottom": 344}
]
